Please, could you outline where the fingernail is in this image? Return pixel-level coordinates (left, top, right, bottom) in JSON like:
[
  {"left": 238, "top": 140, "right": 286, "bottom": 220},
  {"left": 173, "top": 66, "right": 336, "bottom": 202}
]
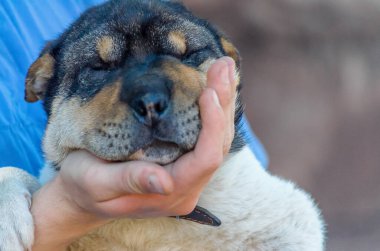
[
  {"left": 148, "top": 174, "right": 165, "bottom": 194},
  {"left": 211, "top": 89, "right": 221, "bottom": 108}
]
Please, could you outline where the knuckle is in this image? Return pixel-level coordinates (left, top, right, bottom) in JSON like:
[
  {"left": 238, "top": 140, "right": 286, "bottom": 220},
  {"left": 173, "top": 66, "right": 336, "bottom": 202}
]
[{"left": 121, "top": 170, "right": 144, "bottom": 194}]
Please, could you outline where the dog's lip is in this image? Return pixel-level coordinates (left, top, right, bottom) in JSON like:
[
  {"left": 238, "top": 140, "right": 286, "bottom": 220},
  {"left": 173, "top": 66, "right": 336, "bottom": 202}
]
[
  {"left": 150, "top": 139, "right": 178, "bottom": 148},
  {"left": 127, "top": 139, "right": 183, "bottom": 165}
]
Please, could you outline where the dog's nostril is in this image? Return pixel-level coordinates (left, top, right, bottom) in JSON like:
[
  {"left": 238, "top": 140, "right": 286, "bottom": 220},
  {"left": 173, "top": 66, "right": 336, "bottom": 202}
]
[
  {"left": 135, "top": 99, "right": 167, "bottom": 117},
  {"left": 136, "top": 100, "right": 148, "bottom": 117},
  {"left": 155, "top": 100, "right": 168, "bottom": 114},
  {"left": 132, "top": 93, "right": 169, "bottom": 126}
]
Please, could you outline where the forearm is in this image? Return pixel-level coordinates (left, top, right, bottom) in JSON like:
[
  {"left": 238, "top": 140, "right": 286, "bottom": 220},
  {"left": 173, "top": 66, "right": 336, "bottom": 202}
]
[{"left": 31, "top": 176, "right": 107, "bottom": 251}]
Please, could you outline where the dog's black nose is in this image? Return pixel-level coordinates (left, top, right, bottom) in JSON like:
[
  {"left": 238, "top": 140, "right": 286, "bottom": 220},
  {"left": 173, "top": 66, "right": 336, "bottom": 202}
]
[
  {"left": 130, "top": 92, "right": 169, "bottom": 127},
  {"left": 120, "top": 59, "right": 173, "bottom": 127}
]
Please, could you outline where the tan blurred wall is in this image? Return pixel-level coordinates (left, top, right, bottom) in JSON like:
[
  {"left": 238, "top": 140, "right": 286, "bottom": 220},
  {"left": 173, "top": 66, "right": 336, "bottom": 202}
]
[{"left": 183, "top": 1, "right": 380, "bottom": 250}]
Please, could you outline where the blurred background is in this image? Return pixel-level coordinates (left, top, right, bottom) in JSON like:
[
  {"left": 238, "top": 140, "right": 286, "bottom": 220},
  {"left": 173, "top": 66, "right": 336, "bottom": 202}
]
[{"left": 183, "top": 0, "right": 380, "bottom": 250}]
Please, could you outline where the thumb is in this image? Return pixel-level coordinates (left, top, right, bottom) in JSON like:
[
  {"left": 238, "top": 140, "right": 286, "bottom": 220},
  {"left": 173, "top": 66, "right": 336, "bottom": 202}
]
[
  {"left": 99, "top": 161, "right": 174, "bottom": 197},
  {"left": 62, "top": 151, "right": 174, "bottom": 202}
]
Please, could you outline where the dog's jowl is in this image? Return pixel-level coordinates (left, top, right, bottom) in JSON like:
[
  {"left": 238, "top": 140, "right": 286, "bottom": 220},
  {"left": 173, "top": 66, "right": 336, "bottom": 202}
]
[{"left": 0, "top": 0, "right": 325, "bottom": 250}]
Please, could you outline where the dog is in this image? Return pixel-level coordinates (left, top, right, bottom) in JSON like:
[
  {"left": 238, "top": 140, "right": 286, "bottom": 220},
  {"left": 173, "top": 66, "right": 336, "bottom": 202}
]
[{"left": 0, "top": 0, "right": 325, "bottom": 250}]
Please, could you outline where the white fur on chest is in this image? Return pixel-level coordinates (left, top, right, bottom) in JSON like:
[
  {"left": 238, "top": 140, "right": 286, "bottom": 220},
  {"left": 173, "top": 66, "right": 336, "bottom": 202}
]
[{"left": 66, "top": 147, "right": 325, "bottom": 251}]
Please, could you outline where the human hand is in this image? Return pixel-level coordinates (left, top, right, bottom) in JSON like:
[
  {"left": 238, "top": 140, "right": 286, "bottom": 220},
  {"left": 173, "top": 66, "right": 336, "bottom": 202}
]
[{"left": 31, "top": 57, "right": 237, "bottom": 250}]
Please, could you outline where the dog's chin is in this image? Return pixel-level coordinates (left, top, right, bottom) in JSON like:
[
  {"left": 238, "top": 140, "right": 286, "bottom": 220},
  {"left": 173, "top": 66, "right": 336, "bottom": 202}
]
[
  {"left": 127, "top": 141, "right": 185, "bottom": 165},
  {"left": 86, "top": 139, "right": 193, "bottom": 165}
]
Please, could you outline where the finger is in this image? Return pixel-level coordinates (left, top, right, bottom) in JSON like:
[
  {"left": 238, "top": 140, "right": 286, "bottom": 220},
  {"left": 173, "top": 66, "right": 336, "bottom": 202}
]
[
  {"left": 62, "top": 151, "right": 174, "bottom": 201},
  {"left": 91, "top": 161, "right": 174, "bottom": 200},
  {"left": 97, "top": 191, "right": 198, "bottom": 217},
  {"left": 170, "top": 88, "right": 225, "bottom": 184},
  {"left": 193, "top": 88, "right": 225, "bottom": 169},
  {"left": 207, "top": 57, "right": 236, "bottom": 154},
  {"left": 96, "top": 193, "right": 167, "bottom": 217},
  {"left": 206, "top": 57, "right": 234, "bottom": 109}
]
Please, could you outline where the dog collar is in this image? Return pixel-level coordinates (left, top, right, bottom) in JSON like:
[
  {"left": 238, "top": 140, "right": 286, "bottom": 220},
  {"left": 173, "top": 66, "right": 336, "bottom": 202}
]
[{"left": 172, "top": 206, "right": 221, "bottom": 227}]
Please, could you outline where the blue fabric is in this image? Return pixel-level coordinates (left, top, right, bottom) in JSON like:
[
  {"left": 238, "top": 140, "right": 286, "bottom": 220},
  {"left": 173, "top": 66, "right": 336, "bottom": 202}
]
[
  {"left": 0, "top": 0, "right": 105, "bottom": 176},
  {"left": 240, "top": 116, "right": 268, "bottom": 168},
  {"left": 0, "top": 0, "right": 268, "bottom": 177}
]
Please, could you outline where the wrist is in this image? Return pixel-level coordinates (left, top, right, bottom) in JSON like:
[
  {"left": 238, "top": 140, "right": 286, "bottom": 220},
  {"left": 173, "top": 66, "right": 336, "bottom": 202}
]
[{"left": 31, "top": 175, "right": 107, "bottom": 250}]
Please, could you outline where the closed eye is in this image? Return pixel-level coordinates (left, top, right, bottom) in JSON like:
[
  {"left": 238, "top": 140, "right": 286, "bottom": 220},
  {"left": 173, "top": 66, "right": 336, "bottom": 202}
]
[
  {"left": 90, "top": 62, "right": 107, "bottom": 71},
  {"left": 89, "top": 58, "right": 118, "bottom": 71},
  {"left": 183, "top": 47, "right": 216, "bottom": 66}
]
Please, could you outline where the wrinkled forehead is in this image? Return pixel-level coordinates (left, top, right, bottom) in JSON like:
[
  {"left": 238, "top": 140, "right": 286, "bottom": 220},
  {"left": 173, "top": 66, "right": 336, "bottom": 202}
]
[{"left": 55, "top": 4, "right": 220, "bottom": 68}]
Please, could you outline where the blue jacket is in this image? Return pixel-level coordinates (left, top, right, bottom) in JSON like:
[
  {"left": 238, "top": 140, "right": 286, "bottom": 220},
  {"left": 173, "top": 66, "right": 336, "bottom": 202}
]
[{"left": 0, "top": 0, "right": 267, "bottom": 177}]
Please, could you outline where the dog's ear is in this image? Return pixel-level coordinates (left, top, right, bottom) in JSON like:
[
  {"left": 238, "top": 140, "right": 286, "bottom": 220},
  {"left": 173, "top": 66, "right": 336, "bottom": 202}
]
[
  {"left": 220, "top": 37, "right": 241, "bottom": 69},
  {"left": 25, "top": 43, "right": 55, "bottom": 103}
]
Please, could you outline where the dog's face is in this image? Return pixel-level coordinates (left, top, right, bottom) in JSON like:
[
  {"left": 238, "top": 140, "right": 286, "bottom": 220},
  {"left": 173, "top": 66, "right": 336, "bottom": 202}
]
[{"left": 25, "top": 0, "right": 242, "bottom": 166}]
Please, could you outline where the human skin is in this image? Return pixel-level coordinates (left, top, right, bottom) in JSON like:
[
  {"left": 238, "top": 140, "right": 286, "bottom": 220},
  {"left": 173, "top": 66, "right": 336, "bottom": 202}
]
[{"left": 31, "top": 57, "right": 237, "bottom": 251}]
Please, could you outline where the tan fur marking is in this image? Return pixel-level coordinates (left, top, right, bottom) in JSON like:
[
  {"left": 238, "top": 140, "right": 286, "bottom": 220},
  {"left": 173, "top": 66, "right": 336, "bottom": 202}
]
[
  {"left": 25, "top": 54, "right": 55, "bottom": 102},
  {"left": 83, "top": 81, "right": 125, "bottom": 125},
  {"left": 220, "top": 38, "right": 242, "bottom": 86},
  {"left": 161, "top": 61, "right": 205, "bottom": 122},
  {"left": 43, "top": 81, "right": 127, "bottom": 165},
  {"left": 168, "top": 31, "right": 187, "bottom": 55},
  {"left": 220, "top": 38, "right": 240, "bottom": 65},
  {"left": 97, "top": 36, "right": 115, "bottom": 62},
  {"left": 162, "top": 61, "right": 205, "bottom": 99}
]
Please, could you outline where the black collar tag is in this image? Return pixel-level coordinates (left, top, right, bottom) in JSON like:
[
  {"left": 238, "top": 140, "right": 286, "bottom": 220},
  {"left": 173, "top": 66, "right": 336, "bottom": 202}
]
[{"left": 171, "top": 206, "right": 222, "bottom": 227}]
